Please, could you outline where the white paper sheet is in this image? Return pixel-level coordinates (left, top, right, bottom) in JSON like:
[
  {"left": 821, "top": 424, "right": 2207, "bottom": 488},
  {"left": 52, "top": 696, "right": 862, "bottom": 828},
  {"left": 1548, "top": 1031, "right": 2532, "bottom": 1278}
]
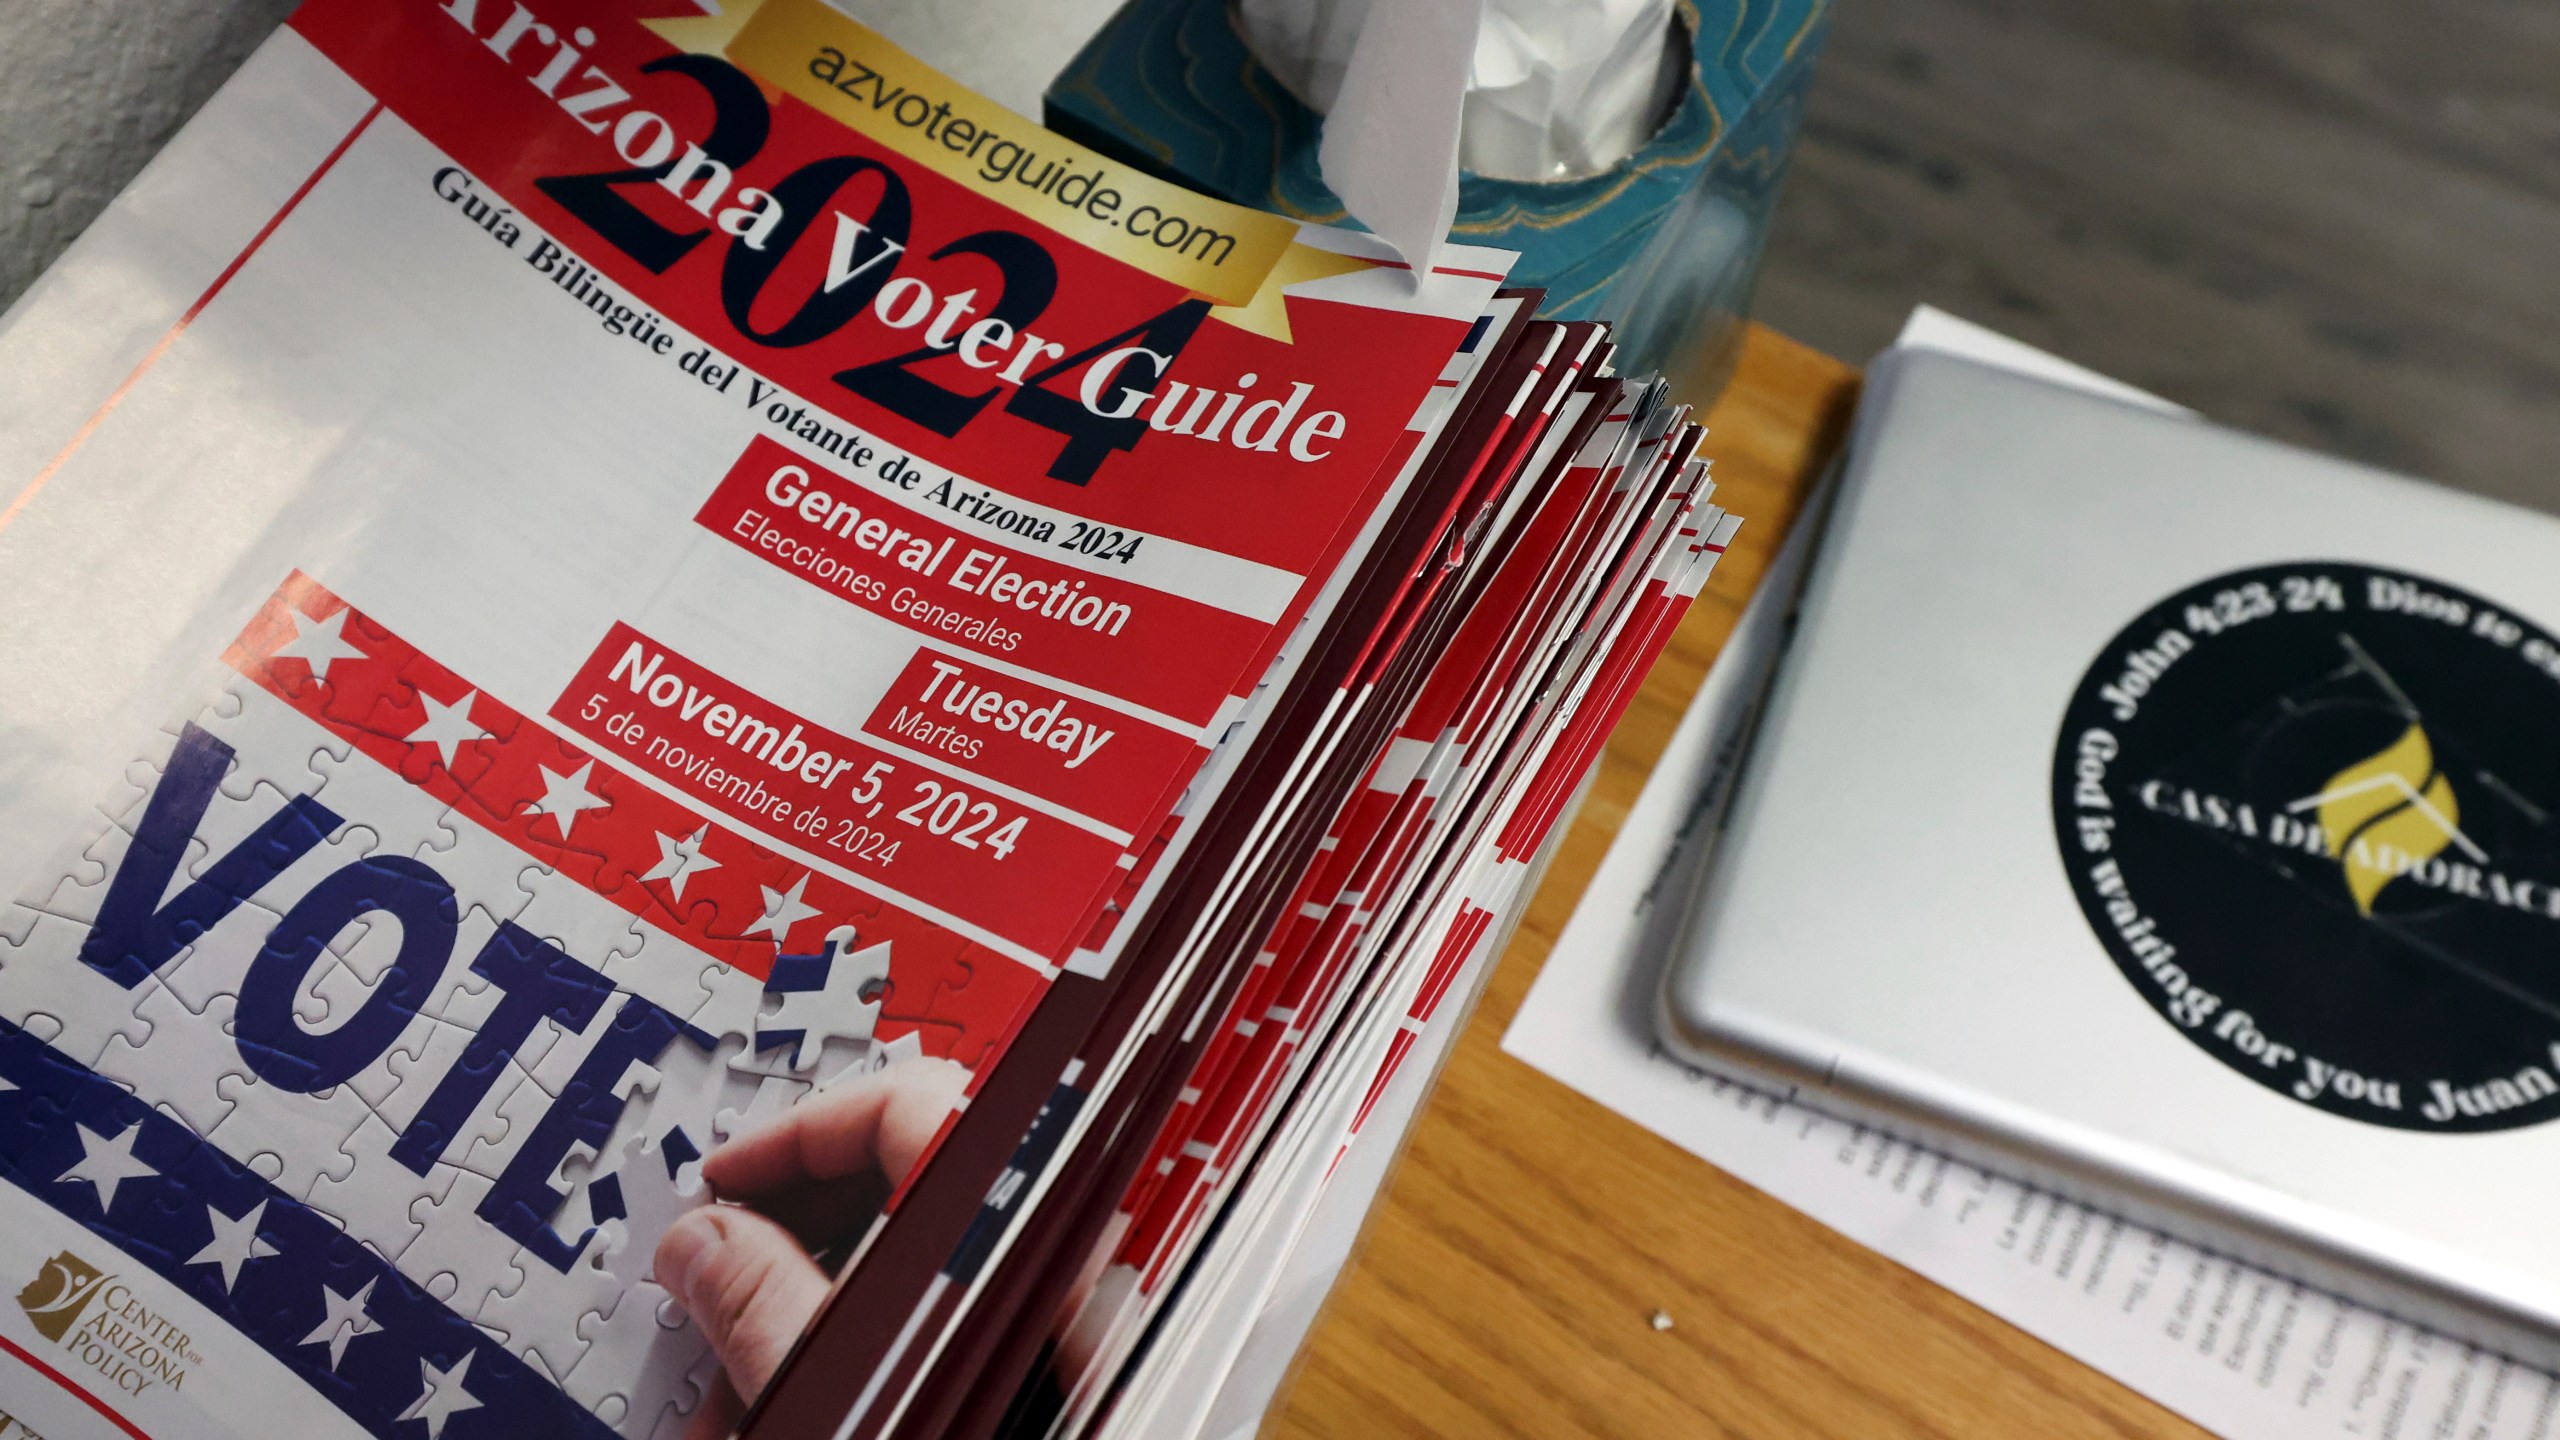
[{"left": 1502, "top": 311, "right": 2560, "bottom": 1440}]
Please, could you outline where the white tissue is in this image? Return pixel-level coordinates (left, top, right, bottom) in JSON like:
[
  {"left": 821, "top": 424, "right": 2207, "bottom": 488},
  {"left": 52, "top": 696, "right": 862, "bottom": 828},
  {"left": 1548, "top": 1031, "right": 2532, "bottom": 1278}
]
[
  {"left": 1238, "top": 0, "right": 1373, "bottom": 116},
  {"left": 1239, "top": 0, "right": 1683, "bottom": 274},
  {"left": 1241, "top": 0, "right": 1684, "bottom": 181},
  {"left": 1313, "top": 0, "right": 1484, "bottom": 277},
  {"left": 1461, "top": 0, "right": 1683, "bottom": 182}
]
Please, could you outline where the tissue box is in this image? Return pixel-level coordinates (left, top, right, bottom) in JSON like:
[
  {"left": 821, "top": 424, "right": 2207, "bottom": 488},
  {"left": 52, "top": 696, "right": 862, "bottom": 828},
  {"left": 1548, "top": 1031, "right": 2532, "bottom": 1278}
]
[{"left": 1044, "top": 0, "right": 1831, "bottom": 394}]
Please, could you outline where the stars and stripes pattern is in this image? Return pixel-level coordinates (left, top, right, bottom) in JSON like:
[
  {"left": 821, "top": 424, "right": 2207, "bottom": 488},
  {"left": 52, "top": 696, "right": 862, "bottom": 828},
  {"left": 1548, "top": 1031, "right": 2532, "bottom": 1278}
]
[
  {"left": 0, "top": 1018, "right": 611, "bottom": 1439},
  {"left": 226, "top": 572, "right": 1036, "bottom": 1061}
]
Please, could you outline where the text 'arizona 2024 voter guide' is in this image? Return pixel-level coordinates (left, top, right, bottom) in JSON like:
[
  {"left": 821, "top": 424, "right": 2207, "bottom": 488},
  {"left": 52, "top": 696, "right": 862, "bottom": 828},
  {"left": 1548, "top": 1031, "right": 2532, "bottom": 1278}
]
[{"left": 0, "top": 0, "right": 1516, "bottom": 1434}]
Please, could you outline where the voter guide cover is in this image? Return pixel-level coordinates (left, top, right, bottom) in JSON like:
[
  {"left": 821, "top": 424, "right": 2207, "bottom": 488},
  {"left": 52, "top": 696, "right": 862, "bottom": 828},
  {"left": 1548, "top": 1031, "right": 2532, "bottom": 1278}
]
[{"left": 0, "top": 0, "right": 1509, "bottom": 1433}]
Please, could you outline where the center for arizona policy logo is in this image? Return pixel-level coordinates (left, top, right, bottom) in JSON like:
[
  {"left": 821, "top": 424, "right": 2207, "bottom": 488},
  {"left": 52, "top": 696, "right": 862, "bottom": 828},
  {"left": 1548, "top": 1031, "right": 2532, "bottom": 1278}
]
[
  {"left": 18, "top": 1250, "right": 107, "bottom": 1342},
  {"left": 2054, "top": 562, "right": 2560, "bottom": 1132},
  {"left": 15, "top": 1248, "right": 198, "bottom": 1397}
]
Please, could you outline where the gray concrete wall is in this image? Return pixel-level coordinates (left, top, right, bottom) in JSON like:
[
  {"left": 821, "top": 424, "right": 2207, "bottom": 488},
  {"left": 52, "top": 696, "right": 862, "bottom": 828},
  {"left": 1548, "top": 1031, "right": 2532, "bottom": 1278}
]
[{"left": 0, "top": 0, "right": 299, "bottom": 311}]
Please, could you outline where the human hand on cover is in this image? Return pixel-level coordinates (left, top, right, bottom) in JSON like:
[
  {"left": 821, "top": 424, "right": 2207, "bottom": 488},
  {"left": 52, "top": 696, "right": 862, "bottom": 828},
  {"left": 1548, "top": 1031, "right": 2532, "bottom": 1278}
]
[{"left": 657, "top": 1055, "right": 970, "bottom": 1439}]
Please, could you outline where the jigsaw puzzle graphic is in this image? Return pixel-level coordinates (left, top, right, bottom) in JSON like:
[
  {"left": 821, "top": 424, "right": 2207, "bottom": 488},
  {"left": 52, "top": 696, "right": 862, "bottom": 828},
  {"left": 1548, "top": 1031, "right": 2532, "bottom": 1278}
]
[{"left": 0, "top": 575, "right": 1036, "bottom": 1439}]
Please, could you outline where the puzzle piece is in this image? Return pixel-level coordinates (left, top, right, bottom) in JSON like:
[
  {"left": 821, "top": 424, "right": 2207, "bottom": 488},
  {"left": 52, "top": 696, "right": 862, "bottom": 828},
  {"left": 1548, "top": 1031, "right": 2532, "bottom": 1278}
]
[
  {"left": 595, "top": 1032, "right": 728, "bottom": 1162},
  {"left": 389, "top": 966, "right": 635, "bottom": 1184},
  {"left": 328, "top": 858, "right": 557, "bottom": 1136},
  {"left": 468, "top": 1007, "right": 699, "bottom": 1253},
  {"left": 117, "top": 1127, "right": 231, "bottom": 1273},
  {"left": 323, "top": 905, "right": 403, "bottom": 981},
  {"left": 136, "top": 882, "right": 286, "bottom": 1021},
  {"left": 294, "top": 948, "right": 350, "bottom": 1031},
  {"left": 400, "top": 1163, "right": 519, "bottom": 1316},
  {"left": 513, "top": 1011, "right": 610, "bottom": 1100},
  {"left": 644, "top": 1345, "right": 727, "bottom": 1440},
  {"left": 32, "top": 682, "right": 339, "bottom": 943},
  {"left": 711, "top": 1072, "right": 806, "bottom": 1147},
  {"left": 96, "top": 742, "right": 179, "bottom": 829},
  {"left": 409, "top": 901, "right": 545, "bottom": 1031},
  {"left": 305, "top": 1110, "right": 444, "bottom": 1262},
  {"left": 308, "top": 746, "right": 470, "bottom": 873},
  {"left": 0, "top": 908, "right": 154, "bottom": 1068},
  {"left": 822, "top": 1029, "right": 924, "bottom": 1094},
  {"left": 182, "top": 775, "right": 339, "bottom": 881},
  {"left": 880, "top": 950, "right": 1000, "bottom": 1068},
  {"left": 720, "top": 1035, "right": 810, "bottom": 1084},
  {"left": 237, "top": 719, "right": 352, "bottom": 816},
  {"left": 757, "top": 931, "right": 891, "bottom": 1068},
  {"left": 95, "top": 983, "right": 248, "bottom": 1138},
  {"left": 682, "top": 956, "right": 765, "bottom": 1043},
  {"left": 205, "top": 1070, "right": 370, "bottom": 1199},
  {"left": 190, "top": 677, "right": 352, "bottom": 806},
  {"left": 598, "top": 921, "right": 746, "bottom": 1036},
  {"left": 413, "top": 813, "right": 548, "bottom": 908},
  {"left": 447, "top": 1060, "right": 558, "bottom": 1181},
  {"left": 344, "top": 1025, "right": 441, "bottom": 1119},
  {"left": 590, "top": 1125, "right": 710, "bottom": 1284},
  {"left": 328, "top": 909, "right": 474, "bottom": 1115},
  {"left": 544, "top": 1138, "right": 605, "bottom": 1208},
  {"left": 563, "top": 1277, "right": 717, "bottom": 1423},
  {"left": 517, "top": 866, "right": 649, "bottom": 980},
  {"left": 450, "top": 721, "right": 628, "bottom": 892},
  {"left": 312, "top": 642, "right": 526, "bottom": 802},
  {"left": 590, "top": 1026, "right": 798, "bottom": 1189},
  {"left": 345, "top": 908, "right": 537, "bottom": 1134},
  {"left": 475, "top": 1235, "right": 623, "bottom": 1383},
  {"left": 19, "top": 813, "right": 138, "bottom": 927}
]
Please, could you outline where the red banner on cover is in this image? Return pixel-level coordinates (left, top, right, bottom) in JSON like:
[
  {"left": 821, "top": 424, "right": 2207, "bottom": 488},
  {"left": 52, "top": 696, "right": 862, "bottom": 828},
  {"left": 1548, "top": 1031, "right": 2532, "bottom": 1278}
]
[
  {"left": 552, "top": 622, "right": 1129, "bottom": 958},
  {"left": 696, "top": 435, "right": 1262, "bottom": 723},
  {"left": 861, "top": 648, "right": 1196, "bottom": 836}
]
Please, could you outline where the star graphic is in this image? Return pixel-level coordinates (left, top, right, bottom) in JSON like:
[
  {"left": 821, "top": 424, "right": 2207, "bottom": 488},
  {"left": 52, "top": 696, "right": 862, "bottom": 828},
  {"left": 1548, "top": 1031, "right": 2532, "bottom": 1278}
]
[
  {"left": 271, "top": 606, "right": 369, "bottom": 681},
  {"left": 396, "top": 1350, "right": 485, "bottom": 1439},
  {"left": 298, "top": 1277, "right": 381, "bottom": 1370},
  {"left": 58, "top": 1120, "right": 157, "bottom": 1212},
  {"left": 642, "top": 825, "right": 721, "bottom": 900},
  {"left": 527, "top": 760, "right": 610, "bottom": 840},
  {"left": 186, "top": 1198, "right": 279, "bottom": 1293},
  {"left": 747, "top": 873, "right": 823, "bottom": 941},
  {"left": 404, "top": 689, "right": 493, "bottom": 769}
]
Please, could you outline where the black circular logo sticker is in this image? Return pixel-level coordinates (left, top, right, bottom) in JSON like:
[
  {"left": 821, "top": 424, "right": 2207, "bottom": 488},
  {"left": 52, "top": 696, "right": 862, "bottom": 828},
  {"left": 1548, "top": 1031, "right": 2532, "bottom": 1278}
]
[{"left": 2054, "top": 563, "right": 2560, "bottom": 1132}]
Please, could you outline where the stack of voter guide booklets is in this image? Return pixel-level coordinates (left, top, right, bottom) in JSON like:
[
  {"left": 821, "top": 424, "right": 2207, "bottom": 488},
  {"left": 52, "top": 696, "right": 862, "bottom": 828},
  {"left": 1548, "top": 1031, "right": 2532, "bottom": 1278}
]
[{"left": 0, "top": 2, "right": 1736, "bottom": 1438}]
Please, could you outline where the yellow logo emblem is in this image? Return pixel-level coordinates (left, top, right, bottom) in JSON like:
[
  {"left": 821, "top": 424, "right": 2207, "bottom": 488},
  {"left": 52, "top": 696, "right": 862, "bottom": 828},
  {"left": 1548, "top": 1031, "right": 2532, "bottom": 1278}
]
[
  {"left": 2292, "top": 723, "right": 2481, "bottom": 914},
  {"left": 17, "top": 1250, "right": 107, "bottom": 1343}
]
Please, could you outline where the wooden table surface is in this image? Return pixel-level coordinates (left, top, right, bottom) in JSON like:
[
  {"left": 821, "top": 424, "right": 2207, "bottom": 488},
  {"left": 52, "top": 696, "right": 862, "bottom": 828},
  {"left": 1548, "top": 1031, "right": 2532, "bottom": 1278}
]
[{"left": 1267, "top": 325, "right": 2215, "bottom": 1439}]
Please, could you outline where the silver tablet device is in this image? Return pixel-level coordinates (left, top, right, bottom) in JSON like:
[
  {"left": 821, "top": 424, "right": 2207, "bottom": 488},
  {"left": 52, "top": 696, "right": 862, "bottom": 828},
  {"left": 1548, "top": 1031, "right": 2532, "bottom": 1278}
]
[{"left": 1660, "top": 350, "right": 2560, "bottom": 1363}]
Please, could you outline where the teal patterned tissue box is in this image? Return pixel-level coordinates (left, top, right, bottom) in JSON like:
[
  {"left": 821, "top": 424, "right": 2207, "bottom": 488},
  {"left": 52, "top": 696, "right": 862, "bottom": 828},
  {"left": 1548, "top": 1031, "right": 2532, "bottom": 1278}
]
[{"left": 1046, "top": 0, "right": 1832, "bottom": 391}]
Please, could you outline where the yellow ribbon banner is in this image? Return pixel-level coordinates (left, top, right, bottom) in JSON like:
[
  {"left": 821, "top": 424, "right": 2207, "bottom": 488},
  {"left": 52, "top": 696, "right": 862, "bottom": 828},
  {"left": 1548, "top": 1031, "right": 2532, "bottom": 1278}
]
[{"left": 713, "top": 0, "right": 1299, "bottom": 310}]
